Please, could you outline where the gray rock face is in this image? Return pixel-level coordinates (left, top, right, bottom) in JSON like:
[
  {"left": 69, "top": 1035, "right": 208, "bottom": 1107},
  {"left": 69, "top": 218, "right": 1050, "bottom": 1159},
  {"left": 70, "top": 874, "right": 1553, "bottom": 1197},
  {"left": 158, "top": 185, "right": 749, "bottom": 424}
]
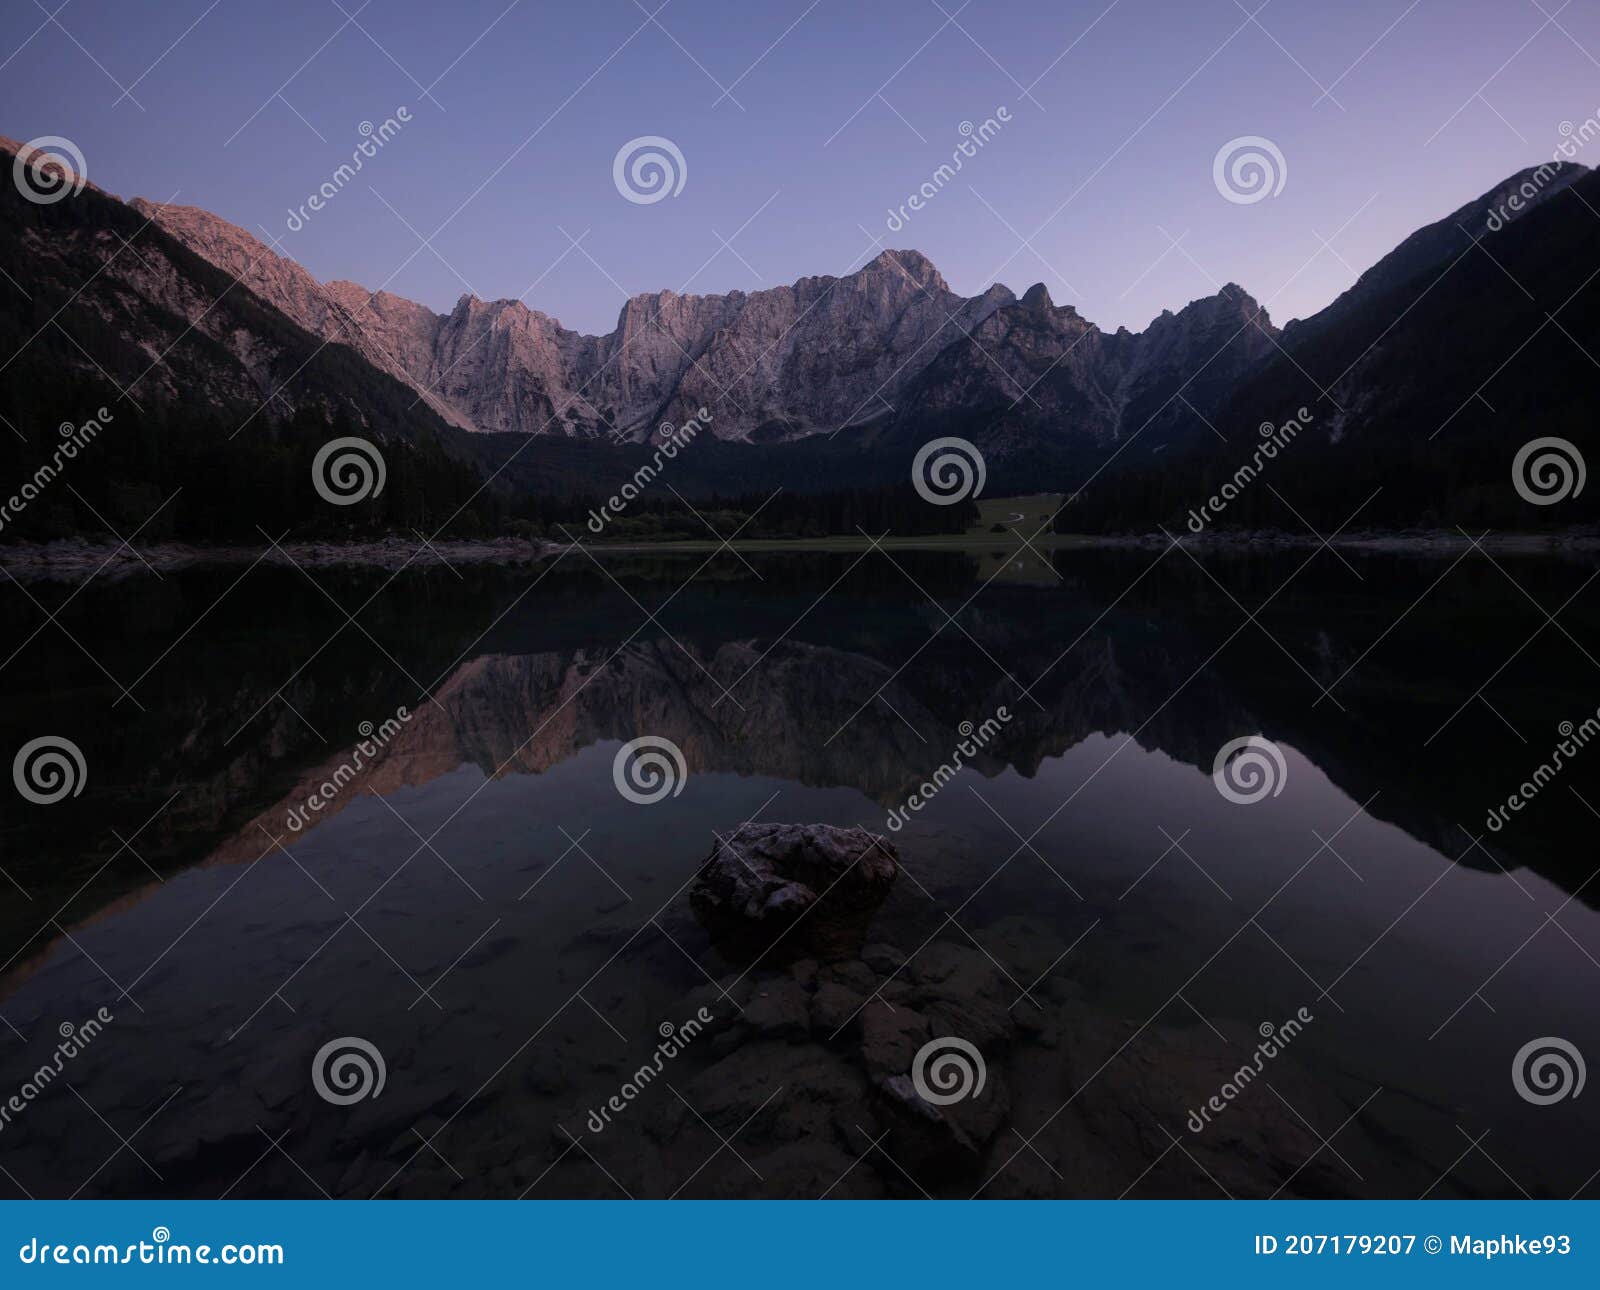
[
  {"left": 897, "top": 279, "right": 1280, "bottom": 453},
  {"left": 127, "top": 199, "right": 476, "bottom": 431},
  {"left": 618, "top": 254, "right": 1014, "bottom": 444},
  {"left": 690, "top": 823, "right": 898, "bottom": 963},
  {"left": 129, "top": 196, "right": 1280, "bottom": 452},
  {"left": 129, "top": 202, "right": 1018, "bottom": 443}
]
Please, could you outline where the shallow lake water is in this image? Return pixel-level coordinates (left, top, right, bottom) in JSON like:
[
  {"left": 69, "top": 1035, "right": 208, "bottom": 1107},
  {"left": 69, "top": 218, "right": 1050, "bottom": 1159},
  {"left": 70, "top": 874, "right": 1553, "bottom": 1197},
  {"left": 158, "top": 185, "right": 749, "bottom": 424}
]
[{"left": 0, "top": 546, "right": 1596, "bottom": 1198}]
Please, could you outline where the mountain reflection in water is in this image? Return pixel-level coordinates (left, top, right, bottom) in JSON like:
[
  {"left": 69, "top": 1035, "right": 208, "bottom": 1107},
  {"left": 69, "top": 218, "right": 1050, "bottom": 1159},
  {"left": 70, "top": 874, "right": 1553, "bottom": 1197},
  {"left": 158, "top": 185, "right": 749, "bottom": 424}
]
[{"left": 0, "top": 547, "right": 1596, "bottom": 1199}]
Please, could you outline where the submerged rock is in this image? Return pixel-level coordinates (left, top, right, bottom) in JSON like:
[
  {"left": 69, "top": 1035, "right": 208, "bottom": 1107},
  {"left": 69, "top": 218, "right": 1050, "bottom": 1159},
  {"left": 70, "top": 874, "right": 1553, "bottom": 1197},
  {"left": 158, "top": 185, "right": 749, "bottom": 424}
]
[
  {"left": 690, "top": 823, "right": 898, "bottom": 963},
  {"left": 876, "top": 1063, "right": 1011, "bottom": 1178},
  {"left": 743, "top": 975, "right": 811, "bottom": 1038}
]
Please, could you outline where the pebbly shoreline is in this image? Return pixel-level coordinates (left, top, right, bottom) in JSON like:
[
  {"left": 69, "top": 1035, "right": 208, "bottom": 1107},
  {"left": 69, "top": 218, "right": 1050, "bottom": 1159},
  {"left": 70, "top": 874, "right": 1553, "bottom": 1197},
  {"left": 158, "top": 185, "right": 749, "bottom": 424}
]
[
  {"left": 0, "top": 536, "right": 560, "bottom": 582},
  {"left": 3, "top": 528, "right": 1595, "bottom": 583}
]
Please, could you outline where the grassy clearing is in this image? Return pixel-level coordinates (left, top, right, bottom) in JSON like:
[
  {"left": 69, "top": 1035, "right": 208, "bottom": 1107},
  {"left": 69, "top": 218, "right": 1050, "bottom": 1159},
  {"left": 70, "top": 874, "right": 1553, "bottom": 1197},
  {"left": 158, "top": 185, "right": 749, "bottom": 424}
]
[{"left": 966, "top": 493, "right": 1065, "bottom": 539}]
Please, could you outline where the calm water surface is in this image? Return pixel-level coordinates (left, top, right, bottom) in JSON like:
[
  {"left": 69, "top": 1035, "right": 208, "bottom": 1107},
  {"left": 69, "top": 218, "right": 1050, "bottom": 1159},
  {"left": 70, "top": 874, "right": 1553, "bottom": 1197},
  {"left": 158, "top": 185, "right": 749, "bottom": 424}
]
[{"left": 0, "top": 547, "right": 1596, "bottom": 1198}]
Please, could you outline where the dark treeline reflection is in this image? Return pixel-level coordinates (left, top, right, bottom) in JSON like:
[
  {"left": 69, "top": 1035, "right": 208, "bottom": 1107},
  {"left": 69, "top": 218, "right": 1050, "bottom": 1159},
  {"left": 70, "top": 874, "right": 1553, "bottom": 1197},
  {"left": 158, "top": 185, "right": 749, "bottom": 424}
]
[{"left": 2, "top": 546, "right": 1593, "bottom": 961}]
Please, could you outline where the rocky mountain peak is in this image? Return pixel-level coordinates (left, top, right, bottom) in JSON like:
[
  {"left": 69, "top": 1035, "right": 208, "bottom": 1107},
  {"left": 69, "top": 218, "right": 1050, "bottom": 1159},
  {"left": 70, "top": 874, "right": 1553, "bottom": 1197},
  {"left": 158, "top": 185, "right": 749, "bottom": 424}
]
[
  {"left": 1175, "top": 282, "right": 1272, "bottom": 332},
  {"left": 864, "top": 248, "right": 949, "bottom": 293},
  {"left": 896, "top": 273, "right": 1279, "bottom": 461},
  {"left": 1019, "top": 282, "right": 1055, "bottom": 312},
  {"left": 107, "top": 189, "right": 1026, "bottom": 442}
]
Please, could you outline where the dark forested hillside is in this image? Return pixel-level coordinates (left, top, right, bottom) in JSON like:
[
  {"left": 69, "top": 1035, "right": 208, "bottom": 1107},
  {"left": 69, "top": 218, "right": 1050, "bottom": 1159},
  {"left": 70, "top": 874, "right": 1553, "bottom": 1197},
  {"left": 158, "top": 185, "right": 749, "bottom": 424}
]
[{"left": 1056, "top": 166, "right": 1600, "bottom": 534}]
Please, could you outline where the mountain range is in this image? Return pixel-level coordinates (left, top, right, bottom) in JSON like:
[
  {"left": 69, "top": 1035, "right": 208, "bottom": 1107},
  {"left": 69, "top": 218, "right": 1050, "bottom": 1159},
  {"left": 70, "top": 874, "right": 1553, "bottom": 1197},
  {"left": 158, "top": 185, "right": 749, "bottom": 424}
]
[
  {"left": 118, "top": 192, "right": 1269, "bottom": 449},
  {"left": 2, "top": 133, "right": 1597, "bottom": 517}
]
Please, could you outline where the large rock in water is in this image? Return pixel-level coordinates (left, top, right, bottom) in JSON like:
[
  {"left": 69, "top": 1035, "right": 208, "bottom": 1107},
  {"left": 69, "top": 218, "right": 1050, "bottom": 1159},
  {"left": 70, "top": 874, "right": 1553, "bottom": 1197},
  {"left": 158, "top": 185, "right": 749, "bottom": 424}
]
[{"left": 690, "top": 823, "right": 897, "bottom": 963}]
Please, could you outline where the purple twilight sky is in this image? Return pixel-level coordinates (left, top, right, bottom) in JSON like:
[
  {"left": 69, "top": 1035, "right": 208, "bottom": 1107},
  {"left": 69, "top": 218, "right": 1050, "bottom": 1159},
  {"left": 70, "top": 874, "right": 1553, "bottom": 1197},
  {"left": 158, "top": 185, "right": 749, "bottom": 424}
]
[{"left": 3, "top": 0, "right": 1597, "bottom": 336}]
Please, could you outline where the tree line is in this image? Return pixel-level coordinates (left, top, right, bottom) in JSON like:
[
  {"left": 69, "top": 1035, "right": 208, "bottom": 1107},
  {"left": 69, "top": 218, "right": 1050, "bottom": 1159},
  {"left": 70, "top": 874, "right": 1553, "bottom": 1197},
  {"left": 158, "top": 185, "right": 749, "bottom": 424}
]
[{"left": 0, "top": 370, "right": 977, "bottom": 546}]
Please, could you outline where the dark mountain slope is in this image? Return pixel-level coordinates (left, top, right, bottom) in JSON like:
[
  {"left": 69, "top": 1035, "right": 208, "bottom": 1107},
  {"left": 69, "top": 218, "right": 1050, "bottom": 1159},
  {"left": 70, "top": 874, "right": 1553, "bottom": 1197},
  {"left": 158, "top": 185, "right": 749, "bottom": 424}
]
[
  {"left": 0, "top": 137, "right": 469, "bottom": 445},
  {"left": 877, "top": 280, "right": 1279, "bottom": 475},
  {"left": 0, "top": 138, "right": 497, "bottom": 541},
  {"left": 1281, "top": 161, "right": 1587, "bottom": 352},
  {"left": 1059, "top": 166, "right": 1600, "bottom": 533}
]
